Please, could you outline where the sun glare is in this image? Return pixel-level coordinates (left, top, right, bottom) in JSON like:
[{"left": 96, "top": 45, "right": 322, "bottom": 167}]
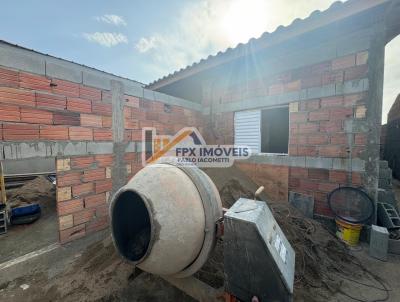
[{"left": 221, "top": 0, "right": 269, "bottom": 46}]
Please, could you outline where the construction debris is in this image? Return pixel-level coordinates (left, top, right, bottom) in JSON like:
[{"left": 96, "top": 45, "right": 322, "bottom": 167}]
[{"left": 202, "top": 167, "right": 391, "bottom": 302}]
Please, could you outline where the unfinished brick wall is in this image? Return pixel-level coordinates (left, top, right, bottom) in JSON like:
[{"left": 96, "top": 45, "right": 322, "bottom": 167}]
[
  {"left": 201, "top": 48, "right": 372, "bottom": 218},
  {"left": 0, "top": 60, "right": 204, "bottom": 243},
  {"left": 56, "top": 155, "right": 112, "bottom": 243},
  {"left": 0, "top": 67, "right": 113, "bottom": 142}
]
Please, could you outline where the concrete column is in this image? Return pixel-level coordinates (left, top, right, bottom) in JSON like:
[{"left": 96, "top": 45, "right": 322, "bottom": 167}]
[
  {"left": 365, "top": 23, "right": 386, "bottom": 223},
  {"left": 111, "top": 80, "right": 128, "bottom": 193}
]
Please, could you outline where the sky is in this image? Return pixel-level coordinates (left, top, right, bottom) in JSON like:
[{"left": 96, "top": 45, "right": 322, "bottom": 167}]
[{"left": 0, "top": 0, "right": 398, "bottom": 123}]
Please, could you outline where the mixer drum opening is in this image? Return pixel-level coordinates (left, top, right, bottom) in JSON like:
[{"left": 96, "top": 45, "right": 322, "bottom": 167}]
[{"left": 111, "top": 190, "right": 151, "bottom": 262}]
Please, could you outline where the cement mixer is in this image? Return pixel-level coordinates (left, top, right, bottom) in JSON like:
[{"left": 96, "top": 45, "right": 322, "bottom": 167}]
[{"left": 110, "top": 163, "right": 295, "bottom": 302}]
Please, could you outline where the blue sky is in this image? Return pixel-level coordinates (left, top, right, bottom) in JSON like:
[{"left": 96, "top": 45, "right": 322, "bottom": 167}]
[{"left": 0, "top": 0, "right": 398, "bottom": 122}]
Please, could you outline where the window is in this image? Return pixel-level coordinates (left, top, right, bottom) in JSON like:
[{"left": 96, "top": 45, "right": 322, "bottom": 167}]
[
  {"left": 261, "top": 107, "right": 289, "bottom": 154},
  {"left": 234, "top": 107, "right": 289, "bottom": 155}
]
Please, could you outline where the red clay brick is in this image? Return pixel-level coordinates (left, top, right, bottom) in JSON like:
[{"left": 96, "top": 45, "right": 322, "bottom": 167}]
[
  {"left": 318, "top": 182, "right": 339, "bottom": 193},
  {"left": 125, "top": 95, "right": 139, "bottom": 107},
  {"left": 330, "top": 107, "right": 353, "bottom": 120},
  {"left": 36, "top": 92, "right": 66, "bottom": 110},
  {"left": 73, "top": 208, "right": 95, "bottom": 225},
  {"left": 0, "top": 67, "right": 19, "bottom": 87},
  {"left": 329, "top": 170, "right": 348, "bottom": 183},
  {"left": 131, "top": 108, "right": 146, "bottom": 120},
  {"left": 95, "top": 154, "right": 113, "bottom": 167},
  {"left": 319, "top": 145, "right": 348, "bottom": 157},
  {"left": 102, "top": 116, "right": 112, "bottom": 128},
  {"left": 308, "top": 168, "right": 329, "bottom": 180},
  {"left": 93, "top": 128, "right": 112, "bottom": 141},
  {"left": 311, "top": 62, "right": 331, "bottom": 74},
  {"left": 288, "top": 145, "right": 298, "bottom": 155},
  {"left": 289, "top": 177, "right": 300, "bottom": 188},
  {"left": 83, "top": 168, "right": 105, "bottom": 182},
  {"left": 67, "top": 97, "right": 92, "bottom": 113},
  {"left": 19, "top": 72, "right": 51, "bottom": 91},
  {"left": 330, "top": 133, "right": 348, "bottom": 145},
  {"left": 301, "top": 76, "right": 322, "bottom": 89},
  {"left": 95, "top": 179, "right": 112, "bottom": 194},
  {"left": 332, "top": 55, "right": 356, "bottom": 70},
  {"left": 0, "top": 104, "right": 20, "bottom": 122},
  {"left": 139, "top": 120, "right": 153, "bottom": 128},
  {"left": 53, "top": 112, "right": 80, "bottom": 126},
  {"left": 92, "top": 101, "right": 112, "bottom": 116},
  {"left": 321, "top": 70, "right": 344, "bottom": 85},
  {"left": 343, "top": 93, "right": 365, "bottom": 107},
  {"left": 146, "top": 111, "right": 159, "bottom": 121},
  {"left": 307, "top": 134, "right": 329, "bottom": 145},
  {"left": 101, "top": 91, "right": 112, "bottom": 102},
  {"left": 131, "top": 130, "right": 142, "bottom": 141},
  {"left": 299, "top": 179, "right": 318, "bottom": 191},
  {"left": 0, "top": 87, "right": 35, "bottom": 107},
  {"left": 320, "top": 96, "right": 343, "bottom": 108},
  {"left": 314, "top": 199, "right": 335, "bottom": 217},
  {"left": 51, "top": 79, "right": 80, "bottom": 97},
  {"left": 95, "top": 205, "right": 108, "bottom": 217},
  {"left": 354, "top": 133, "right": 367, "bottom": 145},
  {"left": 69, "top": 127, "right": 93, "bottom": 141},
  {"left": 351, "top": 172, "right": 363, "bottom": 185},
  {"left": 125, "top": 118, "right": 139, "bottom": 129},
  {"left": 3, "top": 123, "right": 39, "bottom": 140},
  {"left": 304, "top": 99, "right": 320, "bottom": 111},
  {"left": 290, "top": 167, "right": 308, "bottom": 178},
  {"left": 57, "top": 171, "right": 82, "bottom": 186},
  {"left": 297, "top": 145, "right": 317, "bottom": 156},
  {"left": 71, "top": 156, "right": 95, "bottom": 169},
  {"left": 58, "top": 199, "right": 84, "bottom": 215},
  {"left": 298, "top": 123, "right": 319, "bottom": 134},
  {"left": 320, "top": 120, "right": 343, "bottom": 133},
  {"left": 309, "top": 110, "right": 330, "bottom": 121},
  {"left": 85, "top": 216, "right": 109, "bottom": 234},
  {"left": 124, "top": 130, "right": 132, "bottom": 141},
  {"left": 80, "top": 114, "right": 102, "bottom": 127},
  {"left": 344, "top": 65, "right": 368, "bottom": 81},
  {"left": 84, "top": 193, "right": 106, "bottom": 208},
  {"left": 123, "top": 106, "right": 132, "bottom": 119},
  {"left": 79, "top": 85, "right": 102, "bottom": 101},
  {"left": 72, "top": 182, "right": 94, "bottom": 197},
  {"left": 59, "top": 224, "right": 85, "bottom": 243},
  {"left": 313, "top": 192, "right": 328, "bottom": 203},
  {"left": 20, "top": 108, "right": 52, "bottom": 124},
  {"left": 40, "top": 125, "right": 69, "bottom": 140},
  {"left": 290, "top": 112, "right": 308, "bottom": 123}
]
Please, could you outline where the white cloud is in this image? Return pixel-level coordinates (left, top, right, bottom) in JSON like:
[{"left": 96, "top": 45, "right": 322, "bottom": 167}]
[
  {"left": 135, "top": 36, "right": 159, "bottom": 53},
  {"left": 135, "top": 0, "right": 337, "bottom": 79},
  {"left": 95, "top": 14, "right": 127, "bottom": 26},
  {"left": 83, "top": 32, "right": 128, "bottom": 47}
]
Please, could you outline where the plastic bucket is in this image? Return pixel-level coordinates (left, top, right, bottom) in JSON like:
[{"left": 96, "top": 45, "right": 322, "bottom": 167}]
[{"left": 335, "top": 218, "right": 362, "bottom": 246}]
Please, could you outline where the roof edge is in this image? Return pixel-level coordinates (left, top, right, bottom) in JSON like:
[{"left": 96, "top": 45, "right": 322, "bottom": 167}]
[{"left": 147, "top": 0, "right": 389, "bottom": 90}]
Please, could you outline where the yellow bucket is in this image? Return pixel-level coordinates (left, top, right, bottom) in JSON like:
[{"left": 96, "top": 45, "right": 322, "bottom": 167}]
[{"left": 335, "top": 218, "right": 362, "bottom": 246}]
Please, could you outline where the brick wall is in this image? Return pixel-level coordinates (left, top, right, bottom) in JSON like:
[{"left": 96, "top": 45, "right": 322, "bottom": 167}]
[
  {"left": 56, "top": 155, "right": 112, "bottom": 243},
  {"left": 0, "top": 67, "right": 113, "bottom": 142},
  {"left": 202, "top": 48, "right": 372, "bottom": 218},
  {"left": 0, "top": 63, "right": 203, "bottom": 244}
]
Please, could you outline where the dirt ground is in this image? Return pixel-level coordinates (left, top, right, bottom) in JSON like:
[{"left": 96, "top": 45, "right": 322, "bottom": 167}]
[
  {"left": 0, "top": 167, "right": 399, "bottom": 302},
  {"left": 0, "top": 176, "right": 58, "bottom": 263}
]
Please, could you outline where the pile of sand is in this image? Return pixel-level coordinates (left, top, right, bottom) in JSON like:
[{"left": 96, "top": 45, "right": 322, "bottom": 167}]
[
  {"left": 7, "top": 176, "right": 56, "bottom": 214},
  {"left": 202, "top": 167, "right": 388, "bottom": 302}
]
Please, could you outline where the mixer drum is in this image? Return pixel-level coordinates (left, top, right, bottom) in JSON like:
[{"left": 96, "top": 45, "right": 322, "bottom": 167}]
[{"left": 110, "top": 163, "right": 222, "bottom": 277}]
